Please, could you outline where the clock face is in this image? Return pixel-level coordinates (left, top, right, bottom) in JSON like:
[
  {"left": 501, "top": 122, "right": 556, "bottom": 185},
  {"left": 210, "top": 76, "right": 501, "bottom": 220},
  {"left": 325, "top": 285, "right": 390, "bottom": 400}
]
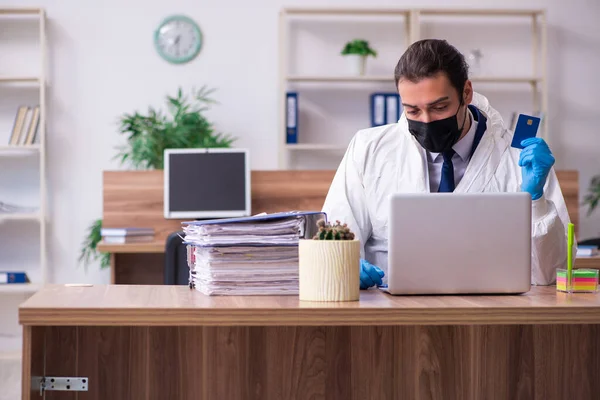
[{"left": 154, "top": 15, "right": 202, "bottom": 64}]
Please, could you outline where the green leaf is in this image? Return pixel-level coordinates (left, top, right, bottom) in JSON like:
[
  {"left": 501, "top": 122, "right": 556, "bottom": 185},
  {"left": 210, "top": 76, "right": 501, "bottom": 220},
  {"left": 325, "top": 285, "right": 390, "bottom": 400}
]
[
  {"left": 583, "top": 175, "right": 600, "bottom": 216},
  {"left": 78, "top": 219, "right": 110, "bottom": 270},
  {"left": 341, "top": 39, "right": 377, "bottom": 58},
  {"left": 114, "top": 86, "right": 234, "bottom": 171}
]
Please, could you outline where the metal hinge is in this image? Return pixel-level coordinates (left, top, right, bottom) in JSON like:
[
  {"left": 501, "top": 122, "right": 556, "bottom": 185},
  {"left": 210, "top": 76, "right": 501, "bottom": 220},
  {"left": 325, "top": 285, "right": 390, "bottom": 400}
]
[{"left": 31, "top": 376, "right": 89, "bottom": 396}]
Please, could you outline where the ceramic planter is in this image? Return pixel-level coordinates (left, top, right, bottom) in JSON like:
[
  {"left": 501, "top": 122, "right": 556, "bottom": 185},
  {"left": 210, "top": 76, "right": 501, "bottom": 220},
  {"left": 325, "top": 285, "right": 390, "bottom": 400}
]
[{"left": 344, "top": 54, "right": 367, "bottom": 76}]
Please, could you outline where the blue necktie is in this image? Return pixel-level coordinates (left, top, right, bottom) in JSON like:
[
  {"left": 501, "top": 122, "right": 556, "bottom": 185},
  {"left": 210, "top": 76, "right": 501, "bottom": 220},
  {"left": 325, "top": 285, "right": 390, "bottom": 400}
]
[{"left": 438, "top": 149, "right": 456, "bottom": 192}]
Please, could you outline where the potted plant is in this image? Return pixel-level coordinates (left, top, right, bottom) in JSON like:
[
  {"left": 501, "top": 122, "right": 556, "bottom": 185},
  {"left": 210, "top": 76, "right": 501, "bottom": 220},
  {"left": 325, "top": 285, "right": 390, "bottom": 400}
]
[
  {"left": 340, "top": 39, "right": 377, "bottom": 76},
  {"left": 299, "top": 219, "right": 360, "bottom": 302},
  {"left": 115, "top": 86, "right": 235, "bottom": 170},
  {"left": 78, "top": 86, "right": 236, "bottom": 270}
]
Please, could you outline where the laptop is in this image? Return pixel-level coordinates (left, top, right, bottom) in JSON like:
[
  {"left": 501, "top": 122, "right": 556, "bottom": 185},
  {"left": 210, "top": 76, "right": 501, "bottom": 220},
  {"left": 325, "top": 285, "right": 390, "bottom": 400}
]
[{"left": 384, "top": 192, "right": 532, "bottom": 295}]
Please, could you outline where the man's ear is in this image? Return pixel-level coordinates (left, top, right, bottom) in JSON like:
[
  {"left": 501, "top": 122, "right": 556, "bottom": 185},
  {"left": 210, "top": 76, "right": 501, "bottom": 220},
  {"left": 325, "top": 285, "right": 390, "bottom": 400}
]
[{"left": 463, "top": 80, "right": 474, "bottom": 104}]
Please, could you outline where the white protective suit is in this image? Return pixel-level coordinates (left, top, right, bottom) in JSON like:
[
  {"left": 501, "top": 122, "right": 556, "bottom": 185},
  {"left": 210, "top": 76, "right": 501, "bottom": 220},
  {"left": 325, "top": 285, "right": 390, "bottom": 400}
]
[{"left": 322, "top": 92, "right": 570, "bottom": 285}]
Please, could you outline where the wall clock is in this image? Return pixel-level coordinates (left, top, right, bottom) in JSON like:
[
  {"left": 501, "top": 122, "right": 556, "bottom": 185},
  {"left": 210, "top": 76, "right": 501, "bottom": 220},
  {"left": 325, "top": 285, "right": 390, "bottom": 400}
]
[{"left": 154, "top": 15, "right": 203, "bottom": 64}]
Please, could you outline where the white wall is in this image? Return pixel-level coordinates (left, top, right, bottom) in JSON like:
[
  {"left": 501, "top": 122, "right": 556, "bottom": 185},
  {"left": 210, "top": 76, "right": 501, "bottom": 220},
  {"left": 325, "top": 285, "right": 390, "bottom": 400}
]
[{"left": 2, "top": 0, "right": 599, "bottom": 287}]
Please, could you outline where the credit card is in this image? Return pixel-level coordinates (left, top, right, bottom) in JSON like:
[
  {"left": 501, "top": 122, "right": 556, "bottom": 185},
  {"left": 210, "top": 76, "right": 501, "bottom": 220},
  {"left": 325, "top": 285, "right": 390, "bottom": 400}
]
[{"left": 511, "top": 114, "right": 541, "bottom": 149}]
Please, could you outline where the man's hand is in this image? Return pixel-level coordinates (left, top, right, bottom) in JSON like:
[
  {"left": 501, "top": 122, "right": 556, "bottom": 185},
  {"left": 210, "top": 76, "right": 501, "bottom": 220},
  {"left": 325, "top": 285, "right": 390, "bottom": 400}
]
[
  {"left": 360, "top": 259, "right": 384, "bottom": 289},
  {"left": 519, "top": 137, "right": 555, "bottom": 201}
]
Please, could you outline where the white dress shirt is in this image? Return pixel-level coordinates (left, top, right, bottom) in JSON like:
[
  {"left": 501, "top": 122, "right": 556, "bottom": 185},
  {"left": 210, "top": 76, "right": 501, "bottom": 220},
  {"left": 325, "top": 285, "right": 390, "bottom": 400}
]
[{"left": 428, "top": 109, "right": 478, "bottom": 192}]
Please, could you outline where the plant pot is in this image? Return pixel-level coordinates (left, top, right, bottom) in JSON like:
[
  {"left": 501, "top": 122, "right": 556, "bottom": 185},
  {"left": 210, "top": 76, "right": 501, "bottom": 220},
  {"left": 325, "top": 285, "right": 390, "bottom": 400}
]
[
  {"left": 298, "top": 239, "right": 360, "bottom": 302},
  {"left": 344, "top": 54, "right": 367, "bottom": 76}
]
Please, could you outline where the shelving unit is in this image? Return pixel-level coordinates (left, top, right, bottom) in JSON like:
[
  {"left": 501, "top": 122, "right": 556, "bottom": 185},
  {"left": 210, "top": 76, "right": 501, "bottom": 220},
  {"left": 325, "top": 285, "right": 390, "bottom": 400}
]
[
  {"left": 278, "top": 7, "right": 547, "bottom": 169},
  {"left": 0, "top": 9, "right": 47, "bottom": 292},
  {"left": 0, "top": 12, "right": 47, "bottom": 397}
]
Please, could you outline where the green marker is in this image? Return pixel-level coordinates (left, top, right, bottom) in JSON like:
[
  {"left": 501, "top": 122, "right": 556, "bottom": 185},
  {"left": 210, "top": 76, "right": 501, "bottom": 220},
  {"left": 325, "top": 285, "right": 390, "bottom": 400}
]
[{"left": 567, "top": 223, "right": 574, "bottom": 289}]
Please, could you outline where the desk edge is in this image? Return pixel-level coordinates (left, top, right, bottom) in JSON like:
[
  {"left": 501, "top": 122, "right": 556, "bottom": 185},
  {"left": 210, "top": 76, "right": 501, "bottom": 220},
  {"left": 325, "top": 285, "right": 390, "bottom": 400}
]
[{"left": 19, "top": 307, "right": 600, "bottom": 326}]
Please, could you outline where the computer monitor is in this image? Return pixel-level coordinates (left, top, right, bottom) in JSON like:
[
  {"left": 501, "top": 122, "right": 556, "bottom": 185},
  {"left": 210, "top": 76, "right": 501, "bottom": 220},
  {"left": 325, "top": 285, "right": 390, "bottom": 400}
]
[{"left": 163, "top": 148, "right": 251, "bottom": 219}]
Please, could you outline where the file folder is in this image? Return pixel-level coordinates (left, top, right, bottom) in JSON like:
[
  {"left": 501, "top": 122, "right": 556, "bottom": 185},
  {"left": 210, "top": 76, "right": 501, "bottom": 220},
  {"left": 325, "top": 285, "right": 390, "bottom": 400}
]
[
  {"left": 0, "top": 272, "right": 29, "bottom": 284},
  {"left": 370, "top": 93, "right": 386, "bottom": 127},
  {"left": 385, "top": 94, "right": 401, "bottom": 124},
  {"left": 286, "top": 92, "right": 298, "bottom": 143}
]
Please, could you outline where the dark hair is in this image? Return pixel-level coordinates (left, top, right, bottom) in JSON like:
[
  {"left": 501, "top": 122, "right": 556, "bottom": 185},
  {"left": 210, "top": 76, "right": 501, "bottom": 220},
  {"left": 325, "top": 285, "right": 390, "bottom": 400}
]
[{"left": 394, "top": 39, "right": 469, "bottom": 95}]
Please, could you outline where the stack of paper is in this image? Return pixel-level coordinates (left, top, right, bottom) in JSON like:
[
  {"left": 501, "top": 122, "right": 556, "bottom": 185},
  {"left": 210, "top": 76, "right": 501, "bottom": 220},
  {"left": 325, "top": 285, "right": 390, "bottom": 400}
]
[{"left": 182, "top": 212, "right": 325, "bottom": 295}]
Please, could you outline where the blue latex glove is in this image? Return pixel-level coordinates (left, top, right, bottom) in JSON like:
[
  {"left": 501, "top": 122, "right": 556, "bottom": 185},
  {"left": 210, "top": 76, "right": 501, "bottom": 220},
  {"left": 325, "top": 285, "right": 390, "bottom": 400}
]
[
  {"left": 360, "top": 259, "right": 384, "bottom": 290},
  {"left": 519, "top": 137, "right": 555, "bottom": 201}
]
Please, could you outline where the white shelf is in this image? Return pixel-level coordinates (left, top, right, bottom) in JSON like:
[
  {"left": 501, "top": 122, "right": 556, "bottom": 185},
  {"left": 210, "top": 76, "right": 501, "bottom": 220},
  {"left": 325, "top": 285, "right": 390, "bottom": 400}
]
[
  {"left": 283, "top": 7, "right": 410, "bottom": 16},
  {"left": 279, "top": 6, "right": 548, "bottom": 168},
  {"left": 0, "top": 8, "right": 42, "bottom": 15},
  {"left": 287, "top": 75, "right": 392, "bottom": 83},
  {"left": 0, "top": 283, "right": 41, "bottom": 294},
  {"left": 0, "top": 77, "right": 40, "bottom": 84},
  {"left": 470, "top": 76, "right": 542, "bottom": 84},
  {"left": 286, "top": 144, "right": 347, "bottom": 151},
  {"left": 286, "top": 75, "right": 542, "bottom": 84},
  {"left": 418, "top": 8, "right": 543, "bottom": 17},
  {"left": 0, "top": 145, "right": 40, "bottom": 155},
  {"left": 0, "top": 213, "right": 41, "bottom": 222}
]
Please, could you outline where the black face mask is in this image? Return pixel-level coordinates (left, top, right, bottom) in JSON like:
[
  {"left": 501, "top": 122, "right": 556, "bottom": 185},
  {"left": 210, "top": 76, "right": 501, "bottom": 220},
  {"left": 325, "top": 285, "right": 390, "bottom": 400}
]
[{"left": 407, "top": 101, "right": 467, "bottom": 153}]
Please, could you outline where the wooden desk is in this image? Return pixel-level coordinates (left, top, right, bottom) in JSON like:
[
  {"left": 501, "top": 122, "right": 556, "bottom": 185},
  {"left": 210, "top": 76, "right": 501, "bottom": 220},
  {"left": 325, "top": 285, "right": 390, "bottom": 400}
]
[{"left": 20, "top": 284, "right": 600, "bottom": 399}]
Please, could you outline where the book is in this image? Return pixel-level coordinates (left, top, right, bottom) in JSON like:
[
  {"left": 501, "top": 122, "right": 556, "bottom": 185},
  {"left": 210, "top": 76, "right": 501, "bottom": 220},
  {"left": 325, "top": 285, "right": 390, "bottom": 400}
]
[
  {"left": 100, "top": 227, "right": 155, "bottom": 237},
  {"left": 24, "top": 105, "right": 40, "bottom": 145},
  {"left": 102, "top": 235, "right": 155, "bottom": 244},
  {"left": 8, "top": 106, "right": 29, "bottom": 145},
  {"left": 577, "top": 245, "right": 599, "bottom": 257}
]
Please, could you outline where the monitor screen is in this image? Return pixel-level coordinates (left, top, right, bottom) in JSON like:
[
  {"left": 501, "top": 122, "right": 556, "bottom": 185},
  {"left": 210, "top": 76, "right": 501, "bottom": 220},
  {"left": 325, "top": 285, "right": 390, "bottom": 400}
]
[{"left": 164, "top": 149, "right": 250, "bottom": 219}]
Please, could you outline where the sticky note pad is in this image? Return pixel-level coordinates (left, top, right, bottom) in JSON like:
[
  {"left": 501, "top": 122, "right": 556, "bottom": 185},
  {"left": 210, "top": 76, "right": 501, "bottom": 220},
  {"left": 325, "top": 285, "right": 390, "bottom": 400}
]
[
  {"left": 511, "top": 114, "right": 541, "bottom": 149},
  {"left": 556, "top": 268, "right": 599, "bottom": 293}
]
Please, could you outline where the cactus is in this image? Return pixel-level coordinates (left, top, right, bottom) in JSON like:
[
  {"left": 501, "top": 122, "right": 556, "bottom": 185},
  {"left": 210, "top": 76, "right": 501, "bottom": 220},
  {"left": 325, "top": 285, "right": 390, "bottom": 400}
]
[{"left": 313, "top": 219, "right": 356, "bottom": 240}]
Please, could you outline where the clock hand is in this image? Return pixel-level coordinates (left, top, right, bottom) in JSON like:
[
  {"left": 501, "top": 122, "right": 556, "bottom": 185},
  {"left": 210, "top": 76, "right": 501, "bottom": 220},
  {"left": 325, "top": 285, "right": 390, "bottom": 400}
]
[{"left": 174, "top": 35, "right": 181, "bottom": 56}]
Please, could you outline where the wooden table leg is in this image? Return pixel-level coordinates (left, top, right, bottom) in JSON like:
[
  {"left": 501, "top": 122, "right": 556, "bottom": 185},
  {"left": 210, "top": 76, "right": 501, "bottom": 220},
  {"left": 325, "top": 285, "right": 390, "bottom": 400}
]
[
  {"left": 21, "top": 326, "right": 45, "bottom": 400},
  {"left": 21, "top": 325, "right": 31, "bottom": 400},
  {"left": 110, "top": 253, "right": 116, "bottom": 284}
]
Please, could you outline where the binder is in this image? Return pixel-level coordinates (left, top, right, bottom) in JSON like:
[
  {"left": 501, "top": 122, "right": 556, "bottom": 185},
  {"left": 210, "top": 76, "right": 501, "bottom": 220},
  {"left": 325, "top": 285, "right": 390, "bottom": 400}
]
[
  {"left": 286, "top": 92, "right": 298, "bottom": 144},
  {"left": 370, "top": 93, "right": 386, "bottom": 127},
  {"left": 183, "top": 211, "right": 327, "bottom": 241},
  {"left": 385, "top": 94, "right": 401, "bottom": 124},
  {"left": 184, "top": 211, "right": 326, "bottom": 226},
  {"left": 0, "top": 272, "right": 29, "bottom": 284},
  {"left": 370, "top": 93, "right": 402, "bottom": 127}
]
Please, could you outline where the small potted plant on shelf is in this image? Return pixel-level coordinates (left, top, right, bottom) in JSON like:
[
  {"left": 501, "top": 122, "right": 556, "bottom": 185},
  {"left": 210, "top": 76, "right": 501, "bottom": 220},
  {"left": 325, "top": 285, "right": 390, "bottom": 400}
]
[
  {"left": 340, "top": 39, "right": 377, "bottom": 76},
  {"left": 299, "top": 219, "right": 360, "bottom": 302}
]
